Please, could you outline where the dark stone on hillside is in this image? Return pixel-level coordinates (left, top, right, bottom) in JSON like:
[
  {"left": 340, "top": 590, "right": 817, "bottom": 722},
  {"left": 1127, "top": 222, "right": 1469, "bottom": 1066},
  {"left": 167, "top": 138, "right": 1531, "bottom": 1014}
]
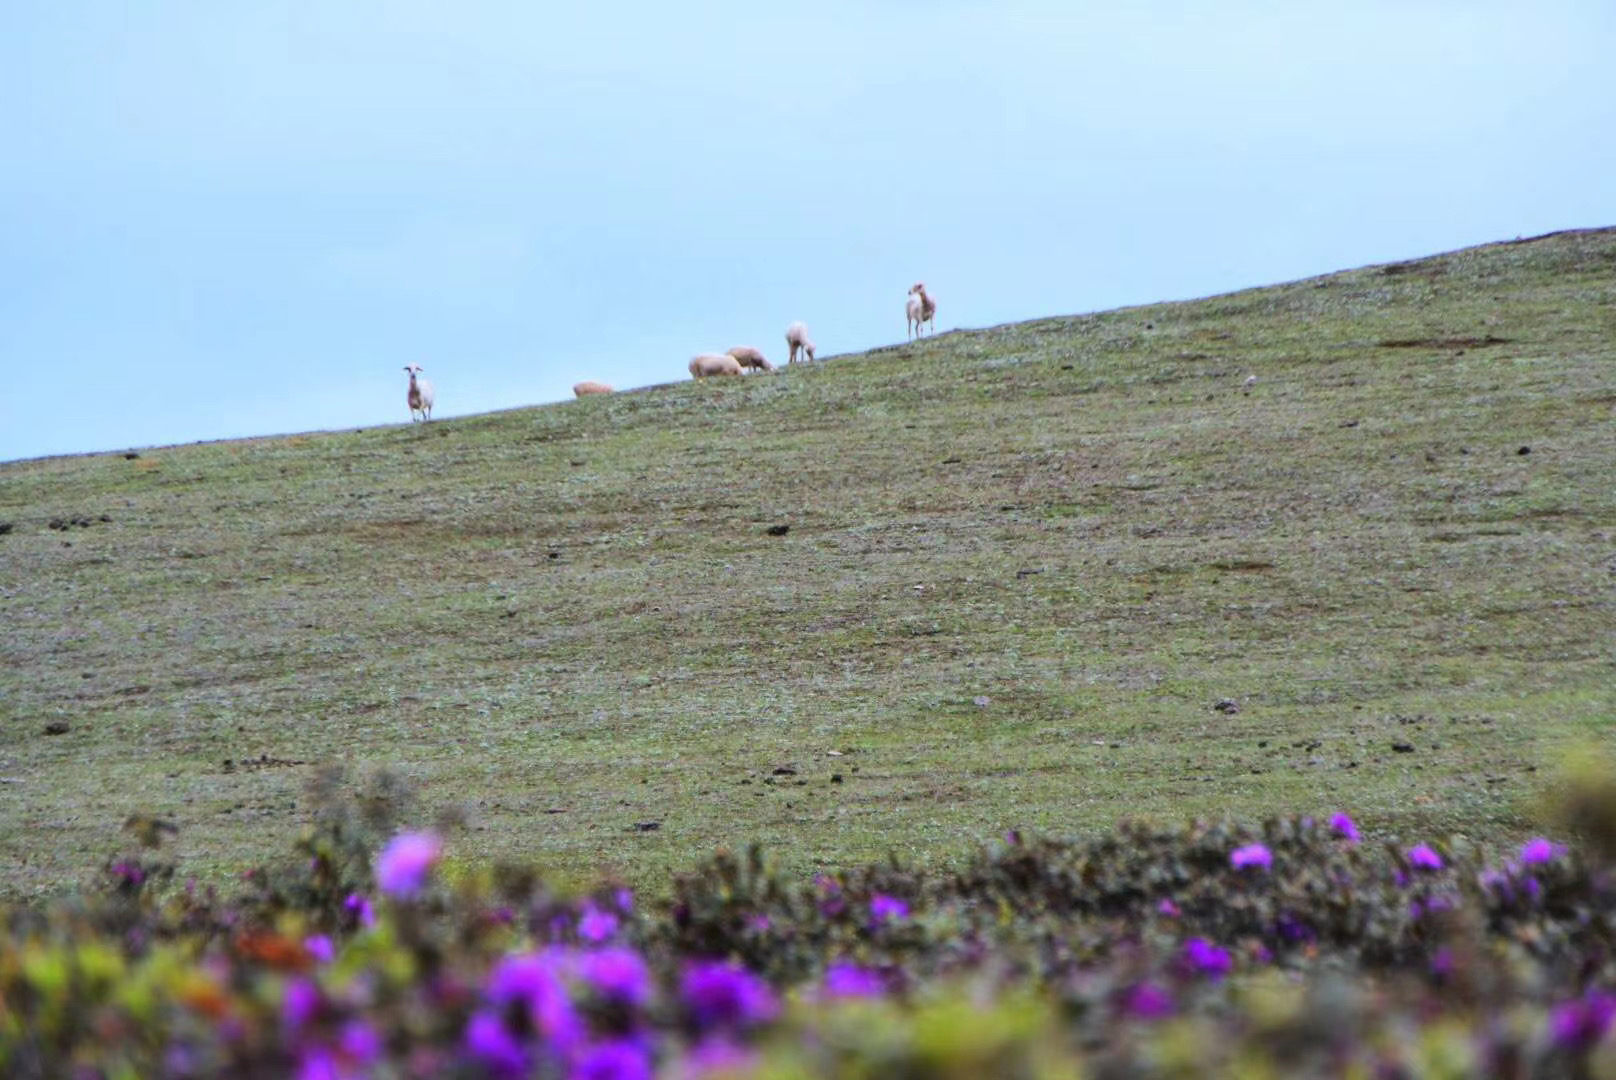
[
  {"left": 631, "top": 821, "right": 661, "bottom": 832},
  {"left": 766, "top": 524, "right": 790, "bottom": 536},
  {"left": 772, "top": 766, "right": 798, "bottom": 776},
  {"left": 1212, "top": 699, "right": 1240, "bottom": 715},
  {"left": 1392, "top": 742, "right": 1416, "bottom": 753},
  {"left": 43, "top": 722, "right": 69, "bottom": 736},
  {"left": 123, "top": 452, "right": 140, "bottom": 459},
  {"left": 0, "top": 523, "right": 11, "bottom": 535},
  {"left": 1518, "top": 446, "right": 1532, "bottom": 455}
]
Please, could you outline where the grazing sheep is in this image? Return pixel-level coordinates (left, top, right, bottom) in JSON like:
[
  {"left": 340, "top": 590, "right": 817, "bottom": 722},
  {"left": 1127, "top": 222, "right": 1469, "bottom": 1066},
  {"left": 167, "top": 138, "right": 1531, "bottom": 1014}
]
[
  {"left": 573, "top": 380, "right": 613, "bottom": 397},
  {"left": 785, "top": 321, "right": 816, "bottom": 364},
  {"left": 905, "top": 291, "right": 924, "bottom": 340},
  {"left": 404, "top": 364, "right": 435, "bottom": 422},
  {"left": 908, "top": 282, "right": 936, "bottom": 338},
  {"left": 726, "top": 346, "right": 774, "bottom": 374},
  {"left": 689, "top": 353, "right": 744, "bottom": 378}
]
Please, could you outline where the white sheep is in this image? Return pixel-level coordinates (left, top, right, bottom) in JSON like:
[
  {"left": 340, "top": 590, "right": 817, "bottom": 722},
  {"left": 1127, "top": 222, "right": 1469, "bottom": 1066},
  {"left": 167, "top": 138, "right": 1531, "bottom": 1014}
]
[
  {"left": 725, "top": 346, "right": 775, "bottom": 374},
  {"left": 785, "top": 321, "right": 816, "bottom": 364},
  {"left": 573, "top": 380, "right": 613, "bottom": 397},
  {"left": 404, "top": 364, "right": 435, "bottom": 422},
  {"left": 689, "top": 353, "right": 744, "bottom": 378},
  {"left": 907, "top": 282, "right": 936, "bottom": 339}
]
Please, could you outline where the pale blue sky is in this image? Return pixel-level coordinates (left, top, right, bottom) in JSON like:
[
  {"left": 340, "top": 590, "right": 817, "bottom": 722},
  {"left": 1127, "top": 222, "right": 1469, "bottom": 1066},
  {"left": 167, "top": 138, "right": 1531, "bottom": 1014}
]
[{"left": 3, "top": 2, "right": 1612, "bottom": 461}]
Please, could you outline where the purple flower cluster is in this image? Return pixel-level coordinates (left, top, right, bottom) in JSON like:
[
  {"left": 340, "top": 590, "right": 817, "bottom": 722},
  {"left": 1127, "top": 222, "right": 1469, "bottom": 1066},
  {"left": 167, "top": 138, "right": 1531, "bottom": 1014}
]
[
  {"left": 869, "top": 893, "right": 910, "bottom": 926},
  {"left": 1229, "top": 843, "right": 1272, "bottom": 871},
  {"left": 1550, "top": 991, "right": 1616, "bottom": 1051},
  {"left": 681, "top": 961, "right": 779, "bottom": 1032},
  {"left": 821, "top": 963, "right": 885, "bottom": 999},
  {"left": 464, "top": 944, "right": 669, "bottom": 1076},
  {"left": 1181, "top": 938, "right": 1232, "bottom": 980},
  {"left": 374, "top": 831, "right": 442, "bottom": 898},
  {"left": 1407, "top": 844, "right": 1444, "bottom": 872}
]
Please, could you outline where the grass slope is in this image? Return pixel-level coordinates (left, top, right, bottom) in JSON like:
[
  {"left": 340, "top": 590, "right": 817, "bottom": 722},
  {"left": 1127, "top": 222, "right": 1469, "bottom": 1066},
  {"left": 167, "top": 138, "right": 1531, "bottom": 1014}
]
[{"left": 3, "top": 229, "right": 1614, "bottom": 900}]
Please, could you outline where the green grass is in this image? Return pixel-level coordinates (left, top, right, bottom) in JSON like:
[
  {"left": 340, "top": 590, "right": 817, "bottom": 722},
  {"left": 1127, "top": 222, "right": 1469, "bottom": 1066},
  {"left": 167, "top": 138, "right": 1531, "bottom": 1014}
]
[{"left": 3, "top": 228, "right": 1614, "bottom": 900}]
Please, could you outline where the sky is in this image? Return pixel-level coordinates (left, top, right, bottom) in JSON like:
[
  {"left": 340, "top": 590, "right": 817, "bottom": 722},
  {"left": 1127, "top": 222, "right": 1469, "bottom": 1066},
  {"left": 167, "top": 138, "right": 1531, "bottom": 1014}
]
[{"left": 2, "top": 2, "right": 1612, "bottom": 462}]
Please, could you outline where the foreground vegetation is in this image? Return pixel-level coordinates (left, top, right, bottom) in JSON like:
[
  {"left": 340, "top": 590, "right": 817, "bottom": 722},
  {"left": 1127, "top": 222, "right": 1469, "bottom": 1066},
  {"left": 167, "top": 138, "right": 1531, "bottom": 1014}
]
[
  {"left": 2, "top": 228, "right": 1615, "bottom": 901},
  {"left": 7, "top": 763, "right": 1616, "bottom": 1077}
]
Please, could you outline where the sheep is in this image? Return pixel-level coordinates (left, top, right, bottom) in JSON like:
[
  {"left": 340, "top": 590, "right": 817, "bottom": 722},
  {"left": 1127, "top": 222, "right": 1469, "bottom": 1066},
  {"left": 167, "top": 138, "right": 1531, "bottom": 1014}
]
[
  {"left": 785, "top": 321, "right": 816, "bottom": 364},
  {"left": 907, "top": 282, "right": 936, "bottom": 338},
  {"left": 725, "top": 346, "right": 774, "bottom": 374},
  {"left": 404, "top": 364, "right": 435, "bottom": 422},
  {"left": 573, "top": 380, "right": 613, "bottom": 397},
  {"left": 689, "top": 353, "right": 744, "bottom": 378}
]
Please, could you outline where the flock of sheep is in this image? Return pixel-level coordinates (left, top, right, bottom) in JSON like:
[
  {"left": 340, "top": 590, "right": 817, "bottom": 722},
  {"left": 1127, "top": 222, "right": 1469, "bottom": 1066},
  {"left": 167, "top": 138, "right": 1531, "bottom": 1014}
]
[{"left": 402, "top": 283, "right": 939, "bottom": 420}]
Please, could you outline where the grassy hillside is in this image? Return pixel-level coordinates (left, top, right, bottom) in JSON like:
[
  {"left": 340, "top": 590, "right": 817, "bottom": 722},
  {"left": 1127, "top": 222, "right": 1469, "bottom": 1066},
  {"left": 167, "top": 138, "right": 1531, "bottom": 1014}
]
[{"left": 3, "top": 229, "right": 1614, "bottom": 900}]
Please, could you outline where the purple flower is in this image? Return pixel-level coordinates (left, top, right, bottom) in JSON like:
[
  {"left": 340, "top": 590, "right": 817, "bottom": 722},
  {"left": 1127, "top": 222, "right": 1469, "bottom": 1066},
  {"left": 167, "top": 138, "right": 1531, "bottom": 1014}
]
[
  {"left": 487, "top": 952, "right": 581, "bottom": 1049},
  {"left": 109, "top": 861, "right": 146, "bottom": 887},
  {"left": 578, "top": 904, "right": 620, "bottom": 944},
  {"left": 1431, "top": 948, "right": 1454, "bottom": 978},
  {"left": 1182, "top": 937, "right": 1233, "bottom": 980},
  {"left": 681, "top": 1037, "right": 758, "bottom": 1077},
  {"left": 295, "top": 1048, "right": 345, "bottom": 1080},
  {"left": 746, "top": 913, "right": 772, "bottom": 934},
  {"left": 869, "top": 893, "right": 910, "bottom": 925},
  {"left": 575, "top": 947, "right": 651, "bottom": 1007},
  {"left": 1551, "top": 991, "right": 1616, "bottom": 1050},
  {"left": 1230, "top": 843, "right": 1272, "bottom": 870},
  {"left": 343, "top": 893, "right": 375, "bottom": 929},
  {"left": 465, "top": 1011, "right": 528, "bottom": 1077},
  {"left": 822, "top": 962, "right": 884, "bottom": 999},
  {"left": 1123, "top": 981, "right": 1175, "bottom": 1019},
  {"left": 282, "top": 977, "right": 321, "bottom": 1035},
  {"left": 1330, "top": 813, "right": 1360, "bottom": 843},
  {"left": 1157, "top": 898, "right": 1181, "bottom": 918},
  {"left": 573, "top": 1038, "right": 653, "bottom": 1080},
  {"left": 304, "top": 935, "right": 335, "bottom": 964},
  {"left": 375, "top": 831, "right": 442, "bottom": 897},
  {"left": 1520, "top": 838, "right": 1561, "bottom": 865},
  {"left": 1408, "top": 845, "right": 1444, "bottom": 872},
  {"left": 614, "top": 888, "right": 635, "bottom": 913},
  {"left": 338, "top": 1020, "right": 382, "bottom": 1065},
  {"left": 681, "top": 961, "right": 779, "bottom": 1030}
]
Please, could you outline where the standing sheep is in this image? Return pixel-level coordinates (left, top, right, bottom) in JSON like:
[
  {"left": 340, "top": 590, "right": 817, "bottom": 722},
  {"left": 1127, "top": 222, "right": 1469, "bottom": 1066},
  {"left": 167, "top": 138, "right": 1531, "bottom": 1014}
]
[
  {"left": 689, "top": 353, "right": 744, "bottom": 378},
  {"left": 404, "top": 364, "right": 435, "bottom": 422},
  {"left": 573, "top": 380, "right": 613, "bottom": 397},
  {"left": 725, "top": 346, "right": 774, "bottom": 374},
  {"left": 785, "top": 321, "right": 816, "bottom": 364},
  {"left": 907, "top": 282, "right": 936, "bottom": 339}
]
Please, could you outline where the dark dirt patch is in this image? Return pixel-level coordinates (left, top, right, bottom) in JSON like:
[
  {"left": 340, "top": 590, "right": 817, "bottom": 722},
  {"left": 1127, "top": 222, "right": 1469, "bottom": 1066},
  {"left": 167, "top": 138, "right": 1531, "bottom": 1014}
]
[
  {"left": 1377, "top": 335, "right": 1511, "bottom": 350},
  {"left": 222, "top": 754, "right": 308, "bottom": 774}
]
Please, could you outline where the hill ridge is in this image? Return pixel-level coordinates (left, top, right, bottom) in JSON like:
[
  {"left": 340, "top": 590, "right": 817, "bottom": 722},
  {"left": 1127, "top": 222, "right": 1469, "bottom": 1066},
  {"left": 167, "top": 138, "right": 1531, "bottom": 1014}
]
[{"left": 1, "top": 228, "right": 1613, "bottom": 898}]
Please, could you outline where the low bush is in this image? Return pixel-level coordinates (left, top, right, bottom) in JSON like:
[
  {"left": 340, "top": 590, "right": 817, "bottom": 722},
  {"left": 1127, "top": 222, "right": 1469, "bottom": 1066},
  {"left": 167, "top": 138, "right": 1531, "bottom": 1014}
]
[{"left": 5, "top": 772, "right": 1616, "bottom": 1077}]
